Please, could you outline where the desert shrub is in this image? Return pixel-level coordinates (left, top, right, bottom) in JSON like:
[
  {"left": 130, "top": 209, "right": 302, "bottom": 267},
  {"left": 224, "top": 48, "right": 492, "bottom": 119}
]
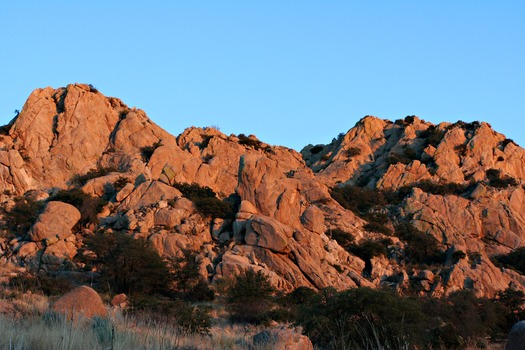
[
  {"left": 140, "top": 141, "right": 162, "bottom": 163},
  {"left": 328, "top": 228, "right": 355, "bottom": 251},
  {"left": 363, "top": 222, "right": 392, "bottom": 235},
  {"left": 49, "top": 189, "right": 108, "bottom": 226},
  {"left": 0, "top": 124, "right": 10, "bottom": 135},
  {"left": 499, "top": 138, "right": 516, "bottom": 149},
  {"left": 298, "top": 287, "right": 430, "bottom": 349},
  {"left": 495, "top": 288, "right": 525, "bottom": 329},
  {"left": 194, "top": 197, "right": 235, "bottom": 219},
  {"left": 4, "top": 196, "right": 45, "bottom": 236},
  {"left": 132, "top": 296, "right": 211, "bottom": 335},
  {"left": 227, "top": 269, "right": 276, "bottom": 324},
  {"left": 492, "top": 247, "right": 525, "bottom": 275},
  {"left": 454, "top": 143, "right": 468, "bottom": 156},
  {"left": 330, "top": 186, "right": 387, "bottom": 215},
  {"left": 344, "top": 147, "right": 361, "bottom": 158},
  {"left": 173, "top": 182, "right": 237, "bottom": 219},
  {"left": 169, "top": 249, "right": 214, "bottom": 302},
  {"left": 88, "top": 84, "right": 98, "bottom": 93},
  {"left": 420, "top": 125, "right": 445, "bottom": 147},
  {"left": 404, "top": 115, "right": 416, "bottom": 124},
  {"left": 310, "top": 145, "right": 324, "bottom": 154},
  {"left": 173, "top": 182, "right": 215, "bottom": 200},
  {"left": 9, "top": 272, "right": 73, "bottom": 296},
  {"left": 396, "top": 180, "right": 470, "bottom": 198},
  {"left": 452, "top": 250, "right": 467, "bottom": 263},
  {"left": 82, "top": 231, "right": 172, "bottom": 296},
  {"left": 395, "top": 222, "right": 445, "bottom": 265},
  {"left": 486, "top": 168, "right": 518, "bottom": 188},
  {"left": 348, "top": 239, "right": 388, "bottom": 261},
  {"left": 199, "top": 135, "right": 213, "bottom": 149},
  {"left": 71, "top": 166, "right": 119, "bottom": 186},
  {"left": 237, "top": 134, "right": 263, "bottom": 150}
]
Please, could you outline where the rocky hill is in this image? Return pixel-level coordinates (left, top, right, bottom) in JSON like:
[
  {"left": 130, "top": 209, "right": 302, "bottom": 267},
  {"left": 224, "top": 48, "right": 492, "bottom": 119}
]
[{"left": 1, "top": 83, "right": 525, "bottom": 299}]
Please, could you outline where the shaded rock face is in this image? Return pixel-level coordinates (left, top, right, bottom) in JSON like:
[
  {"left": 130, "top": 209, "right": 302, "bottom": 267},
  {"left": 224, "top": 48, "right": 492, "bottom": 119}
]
[
  {"left": 3, "top": 87, "right": 525, "bottom": 298},
  {"left": 506, "top": 320, "right": 525, "bottom": 350},
  {"left": 52, "top": 285, "right": 107, "bottom": 319}
]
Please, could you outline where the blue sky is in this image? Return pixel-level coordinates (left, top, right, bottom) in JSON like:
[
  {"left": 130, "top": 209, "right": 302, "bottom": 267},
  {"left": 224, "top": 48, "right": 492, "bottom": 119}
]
[{"left": 0, "top": 1, "right": 523, "bottom": 150}]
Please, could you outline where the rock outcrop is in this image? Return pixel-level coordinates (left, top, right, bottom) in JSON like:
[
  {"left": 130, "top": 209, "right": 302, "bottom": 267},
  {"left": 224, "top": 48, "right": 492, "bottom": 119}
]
[
  {"left": 52, "top": 285, "right": 107, "bottom": 319},
  {"left": 1, "top": 86, "right": 525, "bottom": 299}
]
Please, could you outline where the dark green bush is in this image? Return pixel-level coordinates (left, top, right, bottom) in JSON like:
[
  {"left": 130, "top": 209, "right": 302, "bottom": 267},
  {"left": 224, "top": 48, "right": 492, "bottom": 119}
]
[
  {"left": 298, "top": 287, "right": 430, "bottom": 349},
  {"left": 486, "top": 168, "right": 518, "bottom": 188},
  {"left": 395, "top": 222, "right": 445, "bottom": 265},
  {"left": 348, "top": 239, "right": 388, "bottom": 261},
  {"left": 169, "top": 249, "right": 214, "bottom": 302},
  {"left": 330, "top": 186, "right": 387, "bottom": 215},
  {"left": 420, "top": 125, "right": 445, "bottom": 147},
  {"left": 4, "top": 196, "right": 45, "bottom": 237},
  {"left": 328, "top": 228, "right": 355, "bottom": 251},
  {"left": 140, "top": 141, "right": 162, "bottom": 163},
  {"left": 71, "top": 166, "right": 119, "bottom": 186},
  {"left": 363, "top": 222, "right": 392, "bottom": 235},
  {"left": 81, "top": 231, "right": 172, "bottom": 296},
  {"left": 173, "top": 182, "right": 237, "bottom": 219},
  {"left": 237, "top": 134, "right": 263, "bottom": 150},
  {"left": 344, "top": 147, "right": 361, "bottom": 158},
  {"left": 492, "top": 247, "right": 525, "bottom": 275},
  {"left": 227, "top": 269, "right": 276, "bottom": 324},
  {"left": 173, "top": 182, "right": 215, "bottom": 200},
  {"left": 132, "top": 296, "right": 211, "bottom": 335}
]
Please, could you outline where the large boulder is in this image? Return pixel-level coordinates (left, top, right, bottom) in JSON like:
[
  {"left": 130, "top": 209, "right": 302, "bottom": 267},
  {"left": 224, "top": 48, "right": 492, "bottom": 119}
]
[
  {"left": 27, "top": 201, "right": 81, "bottom": 242},
  {"left": 52, "top": 286, "right": 107, "bottom": 319},
  {"left": 245, "top": 215, "right": 294, "bottom": 253},
  {"left": 506, "top": 320, "right": 525, "bottom": 350}
]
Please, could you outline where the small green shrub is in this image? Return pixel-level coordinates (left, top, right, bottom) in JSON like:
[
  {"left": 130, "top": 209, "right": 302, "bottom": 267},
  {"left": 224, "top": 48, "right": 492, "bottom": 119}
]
[
  {"left": 486, "top": 168, "right": 518, "bottom": 188},
  {"left": 140, "top": 141, "right": 162, "bottom": 163},
  {"left": 395, "top": 222, "right": 445, "bottom": 265},
  {"left": 492, "top": 247, "right": 525, "bottom": 275},
  {"left": 4, "top": 196, "right": 45, "bottom": 237},
  {"left": 237, "top": 134, "right": 263, "bottom": 150},
  {"left": 169, "top": 249, "right": 214, "bottom": 302},
  {"left": 329, "top": 228, "right": 355, "bottom": 251},
  {"left": 363, "top": 222, "right": 392, "bottom": 235},
  {"left": 173, "top": 182, "right": 237, "bottom": 219},
  {"left": 344, "top": 147, "right": 361, "bottom": 158},
  {"left": 420, "top": 125, "right": 445, "bottom": 147},
  {"left": 227, "top": 269, "right": 276, "bottom": 324},
  {"left": 81, "top": 231, "right": 172, "bottom": 296},
  {"left": 71, "top": 166, "right": 119, "bottom": 186}
]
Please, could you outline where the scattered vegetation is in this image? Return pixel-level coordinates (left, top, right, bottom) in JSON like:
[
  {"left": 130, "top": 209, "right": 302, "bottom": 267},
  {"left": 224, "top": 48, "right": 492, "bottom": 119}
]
[
  {"left": 140, "top": 141, "right": 162, "bottom": 163},
  {"left": 71, "top": 166, "right": 120, "bottom": 187},
  {"left": 492, "top": 247, "right": 525, "bottom": 275},
  {"left": 486, "top": 168, "right": 518, "bottom": 188},
  {"left": 173, "top": 182, "right": 238, "bottom": 219},
  {"left": 344, "top": 147, "right": 361, "bottom": 158},
  {"left": 237, "top": 134, "right": 264, "bottom": 150},
  {"left": 227, "top": 269, "right": 276, "bottom": 325},
  {"left": 3, "top": 196, "right": 45, "bottom": 237}
]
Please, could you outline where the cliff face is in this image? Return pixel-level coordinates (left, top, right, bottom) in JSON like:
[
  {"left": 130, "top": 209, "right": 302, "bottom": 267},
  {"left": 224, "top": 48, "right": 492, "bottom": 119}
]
[{"left": 1, "top": 86, "right": 524, "bottom": 297}]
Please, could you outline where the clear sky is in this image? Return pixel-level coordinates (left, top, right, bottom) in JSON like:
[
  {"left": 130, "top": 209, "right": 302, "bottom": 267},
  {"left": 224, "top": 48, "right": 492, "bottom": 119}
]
[{"left": 0, "top": 1, "right": 523, "bottom": 150}]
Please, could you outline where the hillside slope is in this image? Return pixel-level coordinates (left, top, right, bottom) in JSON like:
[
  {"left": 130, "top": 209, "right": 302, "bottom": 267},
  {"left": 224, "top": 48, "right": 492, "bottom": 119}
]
[{"left": 1, "top": 85, "right": 524, "bottom": 298}]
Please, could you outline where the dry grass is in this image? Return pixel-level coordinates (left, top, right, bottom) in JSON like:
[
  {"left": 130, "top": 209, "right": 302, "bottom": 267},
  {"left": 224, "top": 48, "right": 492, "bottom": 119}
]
[{"left": 0, "top": 291, "right": 290, "bottom": 350}]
